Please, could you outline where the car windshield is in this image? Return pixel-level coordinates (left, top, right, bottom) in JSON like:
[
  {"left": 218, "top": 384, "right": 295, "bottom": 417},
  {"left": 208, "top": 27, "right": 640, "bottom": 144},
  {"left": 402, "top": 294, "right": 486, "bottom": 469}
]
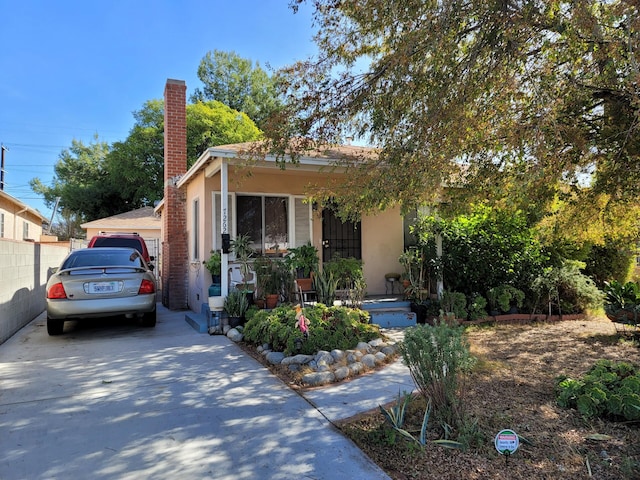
[{"left": 62, "top": 250, "right": 144, "bottom": 270}]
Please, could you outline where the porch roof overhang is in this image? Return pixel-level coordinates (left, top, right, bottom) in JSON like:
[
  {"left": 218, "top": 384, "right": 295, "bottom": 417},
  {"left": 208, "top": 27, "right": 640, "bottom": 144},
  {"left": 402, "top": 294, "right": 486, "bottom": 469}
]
[
  {"left": 176, "top": 142, "right": 356, "bottom": 189},
  {"left": 153, "top": 141, "right": 376, "bottom": 215}
]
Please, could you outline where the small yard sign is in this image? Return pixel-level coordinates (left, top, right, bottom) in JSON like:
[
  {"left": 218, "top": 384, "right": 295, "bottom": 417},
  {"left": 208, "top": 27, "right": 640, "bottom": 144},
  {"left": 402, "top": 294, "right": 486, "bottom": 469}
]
[{"left": 494, "top": 429, "right": 519, "bottom": 455}]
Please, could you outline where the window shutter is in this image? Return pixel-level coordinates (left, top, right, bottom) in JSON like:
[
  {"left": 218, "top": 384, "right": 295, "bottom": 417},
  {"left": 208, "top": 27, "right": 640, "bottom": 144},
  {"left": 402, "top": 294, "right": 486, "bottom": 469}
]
[{"left": 294, "top": 198, "right": 311, "bottom": 247}]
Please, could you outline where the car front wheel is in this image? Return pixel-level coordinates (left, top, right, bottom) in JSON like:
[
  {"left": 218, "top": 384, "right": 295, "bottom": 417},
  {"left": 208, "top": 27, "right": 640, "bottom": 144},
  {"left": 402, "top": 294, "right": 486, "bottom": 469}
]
[{"left": 47, "top": 317, "right": 64, "bottom": 336}]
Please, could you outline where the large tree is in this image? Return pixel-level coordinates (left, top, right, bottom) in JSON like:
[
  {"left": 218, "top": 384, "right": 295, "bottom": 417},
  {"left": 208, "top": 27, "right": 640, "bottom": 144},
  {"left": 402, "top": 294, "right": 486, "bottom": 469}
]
[
  {"left": 270, "top": 0, "right": 640, "bottom": 243},
  {"left": 107, "top": 99, "right": 261, "bottom": 209},
  {"left": 32, "top": 100, "right": 261, "bottom": 222},
  {"left": 191, "top": 50, "right": 281, "bottom": 128}
]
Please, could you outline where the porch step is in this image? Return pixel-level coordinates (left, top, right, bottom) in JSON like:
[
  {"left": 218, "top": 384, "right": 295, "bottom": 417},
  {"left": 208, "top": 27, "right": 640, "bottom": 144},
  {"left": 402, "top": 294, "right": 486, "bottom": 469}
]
[
  {"left": 362, "top": 299, "right": 416, "bottom": 328},
  {"left": 366, "top": 309, "right": 417, "bottom": 328},
  {"left": 185, "top": 303, "right": 222, "bottom": 333}
]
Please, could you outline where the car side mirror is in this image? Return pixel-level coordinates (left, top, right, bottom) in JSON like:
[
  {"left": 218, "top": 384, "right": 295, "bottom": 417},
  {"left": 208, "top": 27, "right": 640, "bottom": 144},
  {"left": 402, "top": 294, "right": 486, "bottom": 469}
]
[{"left": 149, "top": 256, "right": 155, "bottom": 262}]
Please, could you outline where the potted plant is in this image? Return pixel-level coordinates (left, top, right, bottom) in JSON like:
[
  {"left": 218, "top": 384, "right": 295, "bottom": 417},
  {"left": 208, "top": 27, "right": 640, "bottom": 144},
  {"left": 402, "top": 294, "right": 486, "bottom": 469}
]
[
  {"left": 603, "top": 280, "right": 640, "bottom": 325},
  {"left": 285, "top": 242, "right": 319, "bottom": 291},
  {"left": 204, "top": 250, "right": 222, "bottom": 283},
  {"left": 224, "top": 290, "right": 249, "bottom": 328},
  {"left": 254, "top": 255, "right": 281, "bottom": 309},
  {"left": 231, "top": 233, "right": 255, "bottom": 300}
]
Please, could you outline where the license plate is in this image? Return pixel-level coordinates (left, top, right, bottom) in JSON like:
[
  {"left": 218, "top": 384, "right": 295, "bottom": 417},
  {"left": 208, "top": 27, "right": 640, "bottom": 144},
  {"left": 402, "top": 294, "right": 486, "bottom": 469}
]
[{"left": 88, "top": 281, "right": 118, "bottom": 294}]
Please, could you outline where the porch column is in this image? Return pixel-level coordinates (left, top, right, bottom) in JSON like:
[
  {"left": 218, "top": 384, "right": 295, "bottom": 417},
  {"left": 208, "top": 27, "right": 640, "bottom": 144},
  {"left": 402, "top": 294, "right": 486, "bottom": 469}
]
[{"left": 221, "top": 159, "right": 229, "bottom": 296}]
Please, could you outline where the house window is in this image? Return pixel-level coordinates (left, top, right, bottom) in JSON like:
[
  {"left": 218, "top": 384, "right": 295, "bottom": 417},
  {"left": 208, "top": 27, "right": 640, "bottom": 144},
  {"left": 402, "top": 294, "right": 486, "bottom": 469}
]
[
  {"left": 237, "top": 195, "right": 289, "bottom": 254},
  {"left": 23, "top": 221, "right": 29, "bottom": 240},
  {"left": 0, "top": 213, "right": 4, "bottom": 237},
  {"left": 193, "top": 198, "right": 200, "bottom": 260}
]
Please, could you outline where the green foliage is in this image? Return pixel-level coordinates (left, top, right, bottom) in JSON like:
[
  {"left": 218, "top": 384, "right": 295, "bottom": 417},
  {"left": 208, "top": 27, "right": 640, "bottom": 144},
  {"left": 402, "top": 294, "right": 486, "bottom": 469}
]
[
  {"left": 323, "top": 254, "right": 364, "bottom": 290},
  {"left": 584, "top": 240, "right": 637, "bottom": 288},
  {"left": 399, "top": 245, "right": 438, "bottom": 302},
  {"left": 440, "top": 291, "right": 467, "bottom": 319},
  {"left": 224, "top": 291, "right": 249, "bottom": 318},
  {"left": 379, "top": 391, "right": 412, "bottom": 431},
  {"left": 555, "top": 359, "right": 640, "bottom": 421},
  {"left": 414, "top": 207, "right": 547, "bottom": 302},
  {"left": 191, "top": 49, "right": 281, "bottom": 128},
  {"left": 313, "top": 269, "right": 339, "bottom": 306},
  {"left": 243, "top": 304, "right": 379, "bottom": 356},
  {"left": 30, "top": 137, "right": 114, "bottom": 221},
  {"left": 204, "top": 250, "right": 222, "bottom": 276},
  {"left": 487, "top": 285, "right": 525, "bottom": 314},
  {"left": 531, "top": 262, "right": 604, "bottom": 314},
  {"left": 341, "top": 277, "right": 368, "bottom": 309},
  {"left": 603, "top": 281, "right": 640, "bottom": 311},
  {"left": 400, "top": 323, "right": 476, "bottom": 435},
  {"left": 253, "top": 255, "right": 287, "bottom": 298},
  {"left": 32, "top": 96, "right": 261, "bottom": 222},
  {"left": 231, "top": 233, "right": 254, "bottom": 289},
  {"left": 285, "top": 242, "right": 319, "bottom": 278},
  {"left": 186, "top": 100, "right": 262, "bottom": 158},
  {"left": 380, "top": 395, "right": 464, "bottom": 450},
  {"left": 276, "top": 1, "right": 640, "bottom": 242},
  {"left": 602, "top": 280, "right": 640, "bottom": 325},
  {"left": 467, "top": 294, "right": 488, "bottom": 321}
]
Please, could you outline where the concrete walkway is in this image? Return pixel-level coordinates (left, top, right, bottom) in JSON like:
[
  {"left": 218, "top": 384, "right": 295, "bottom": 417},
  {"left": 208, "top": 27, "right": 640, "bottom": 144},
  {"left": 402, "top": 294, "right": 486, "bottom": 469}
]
[{"left": 0, "top": 303, "right": 414, "bottom": 480}]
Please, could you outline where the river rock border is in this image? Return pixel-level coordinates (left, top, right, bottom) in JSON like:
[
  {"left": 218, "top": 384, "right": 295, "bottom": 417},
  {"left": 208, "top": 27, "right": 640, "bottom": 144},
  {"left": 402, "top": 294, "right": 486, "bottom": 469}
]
[{"left": 222, "top": 326, "right": 399, "bottom": 387}]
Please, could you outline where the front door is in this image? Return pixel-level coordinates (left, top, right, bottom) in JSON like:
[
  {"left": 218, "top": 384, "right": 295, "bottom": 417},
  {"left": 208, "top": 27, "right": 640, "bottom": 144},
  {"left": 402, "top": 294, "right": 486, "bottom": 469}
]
[{"left": 321, "top": 208, "right": 361, "bottom": 262}]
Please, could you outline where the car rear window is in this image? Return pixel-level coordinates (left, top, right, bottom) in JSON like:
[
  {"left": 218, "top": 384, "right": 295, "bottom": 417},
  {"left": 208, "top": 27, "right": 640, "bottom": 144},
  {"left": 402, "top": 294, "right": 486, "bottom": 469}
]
[{"left": 63, "top": 251, "right": 144, "bottom": 270}]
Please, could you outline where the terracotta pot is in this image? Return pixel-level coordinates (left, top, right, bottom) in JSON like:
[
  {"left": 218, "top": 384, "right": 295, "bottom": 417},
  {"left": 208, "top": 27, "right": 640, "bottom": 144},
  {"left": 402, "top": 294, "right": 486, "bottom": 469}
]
[
  {"left": 266, "top": 294, "right": 279, "bottom": 309},
  {"left": 296, "top": 278, "right": 313, "bottom": 291}
]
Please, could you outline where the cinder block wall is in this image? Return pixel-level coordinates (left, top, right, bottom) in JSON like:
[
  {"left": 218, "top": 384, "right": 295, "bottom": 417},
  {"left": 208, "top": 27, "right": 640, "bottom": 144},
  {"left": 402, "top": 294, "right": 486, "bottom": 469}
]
[{"left": 0, "top": 239, "right": 68, "bottom": 344}]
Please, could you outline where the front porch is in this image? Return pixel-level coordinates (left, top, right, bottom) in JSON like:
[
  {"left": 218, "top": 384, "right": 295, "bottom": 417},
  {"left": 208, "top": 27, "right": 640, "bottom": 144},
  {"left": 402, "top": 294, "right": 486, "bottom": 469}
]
[{"left": 184, "top": 295, "right": 416, "bottom": 333}]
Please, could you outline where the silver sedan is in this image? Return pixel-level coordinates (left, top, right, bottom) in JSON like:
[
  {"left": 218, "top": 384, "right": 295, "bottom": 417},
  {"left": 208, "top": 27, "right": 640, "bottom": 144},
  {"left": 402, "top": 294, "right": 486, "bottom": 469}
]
[{"left": 46, "top": 247, "right": 157, "bottom": 335}]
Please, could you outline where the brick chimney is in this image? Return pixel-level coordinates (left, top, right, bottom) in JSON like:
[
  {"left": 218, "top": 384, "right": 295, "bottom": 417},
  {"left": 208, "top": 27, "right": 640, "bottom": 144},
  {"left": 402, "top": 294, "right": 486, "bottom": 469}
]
[{"left": 162, "top": 79, "right": 188, "bottom": 309}]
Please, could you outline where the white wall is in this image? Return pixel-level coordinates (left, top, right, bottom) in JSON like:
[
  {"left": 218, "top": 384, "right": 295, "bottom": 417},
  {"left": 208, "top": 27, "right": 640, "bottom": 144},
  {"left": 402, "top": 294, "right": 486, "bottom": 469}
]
[{"left": 0, "top": 239, "right": 69, "bottom": 344}]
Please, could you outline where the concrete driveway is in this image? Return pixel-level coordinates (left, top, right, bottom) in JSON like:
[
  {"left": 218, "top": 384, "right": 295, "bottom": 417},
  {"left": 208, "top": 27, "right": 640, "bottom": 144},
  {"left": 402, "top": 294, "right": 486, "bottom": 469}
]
[{"left": 0, "top": 304, "right": 391, "bottom": 480}]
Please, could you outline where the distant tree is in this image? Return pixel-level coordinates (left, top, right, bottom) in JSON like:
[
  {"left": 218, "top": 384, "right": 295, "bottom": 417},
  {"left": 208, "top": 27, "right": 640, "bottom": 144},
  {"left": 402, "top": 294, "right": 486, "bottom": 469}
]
[
  {"left": 48, "top": 209, "right": 84, "bottom": 240},
  {"left": 191, "top": 49, "right": 281, "bottom": 128},
  {"left": 107, "top": 99, "right": 262, "bottom": 208},
  {"left": 32, "top": 100, "right": 262, "bottom": 222},
  {"left": 269, "top": 1, "right": 640, "bottom": 244},
  {"left": 30, "top": 137, "right": 117, "bottom": 222}
]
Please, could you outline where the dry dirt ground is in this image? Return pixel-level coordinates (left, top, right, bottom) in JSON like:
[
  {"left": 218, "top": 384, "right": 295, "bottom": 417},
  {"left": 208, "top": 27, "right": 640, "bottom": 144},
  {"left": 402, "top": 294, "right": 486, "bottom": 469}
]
[{"left": 240, "top": 317, "right": 640, "bottom": 479}]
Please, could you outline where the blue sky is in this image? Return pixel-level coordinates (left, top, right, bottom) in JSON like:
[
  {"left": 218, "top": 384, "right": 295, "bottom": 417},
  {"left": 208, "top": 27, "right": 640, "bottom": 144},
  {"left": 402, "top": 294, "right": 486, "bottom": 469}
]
[{"left": 0, "top": 0, "right": 317, "bottom": 221}]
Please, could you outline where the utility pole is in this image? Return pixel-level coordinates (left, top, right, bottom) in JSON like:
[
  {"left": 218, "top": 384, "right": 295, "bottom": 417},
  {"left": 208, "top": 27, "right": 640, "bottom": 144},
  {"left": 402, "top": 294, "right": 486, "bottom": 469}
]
[{"left": 0, "top": 144, "right": 6, "bottom": 191}]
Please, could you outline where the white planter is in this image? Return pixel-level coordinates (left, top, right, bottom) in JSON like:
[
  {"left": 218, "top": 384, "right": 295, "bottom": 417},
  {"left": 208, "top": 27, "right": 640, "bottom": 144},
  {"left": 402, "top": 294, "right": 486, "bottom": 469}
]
[{"left": 209, "top": 295, "right": 225, "bottom": 311}]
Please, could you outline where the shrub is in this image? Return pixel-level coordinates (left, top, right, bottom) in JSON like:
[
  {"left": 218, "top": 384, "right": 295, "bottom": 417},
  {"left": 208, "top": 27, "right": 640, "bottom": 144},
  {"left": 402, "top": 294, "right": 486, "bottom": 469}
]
[
  {"left": 467, "top": 294, "right": 488, "bottom": 321},
  {"left": 400, "top": 323, "right": 476, "bottom": 435},
  {"left": 323, "top": 254, "right": 364, "bottom": 290},
  {"left": 487, "top": 285, "right": 525, "bottom": 314},
  {"left": 440, "top": 290, "right": 467, "bottom": 319},
  {"left": 243, "top": 304, "right": 380, "bottom": 355},
  {"left": 532, "top": 261, "right": 603, "bottom": 314},
  {"left": 555, "top": 359, "right": 640, "bottom": 421},
  {"left": 413, "top": 206, "right": 547, "bottom": 300}
]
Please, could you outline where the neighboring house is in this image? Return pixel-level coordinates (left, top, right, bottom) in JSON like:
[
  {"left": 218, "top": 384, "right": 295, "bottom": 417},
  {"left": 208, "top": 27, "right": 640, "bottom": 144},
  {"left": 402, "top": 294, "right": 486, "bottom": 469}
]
[
  {"left": 0, "top": 189, "right": 46, "bottom": 241},
  {"left": 80, "top": 206, "right": 162, "bottom": 269},
  {"left": 158, "top": 79, "right": 406, "bottom": 313},
  {"left": 80, "top": 206, "right": 161, "bottom": 241}
]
